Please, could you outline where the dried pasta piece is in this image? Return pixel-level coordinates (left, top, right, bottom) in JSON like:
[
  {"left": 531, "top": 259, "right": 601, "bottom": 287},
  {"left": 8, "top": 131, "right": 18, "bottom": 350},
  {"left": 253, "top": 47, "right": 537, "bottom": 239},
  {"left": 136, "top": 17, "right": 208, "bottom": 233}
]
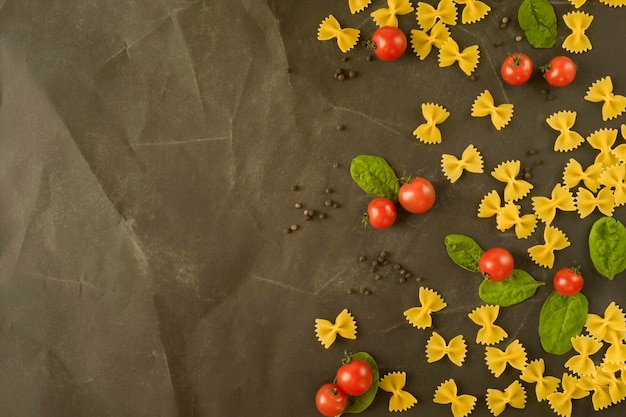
[
  {"left": 520, "top": 358, "right": 560, "bottom": 402},
  {"left": 593, "top": 367, "right": 626, "bottom": 405},
  {"left": 441, "top": 144, "right": 484, "bottom": 183},
  {"left": 347, "top": 0, "right": 373, "bottom": 14},
  {"left": 426, "top": 332, "right": 467, "bottom": 366},
  {"left": 495, "top": 201, "right": 537, "bottom": 239},
  {"left": 569, "top": 0, "right": 587, "bottom": 8},
  {"left": 575, "top": 186, "right": 615, "bottom": 218},
  {"left": 414, "top": 103, "right": 450, "bottom": 144},
  {"left": 438, "top": 37, "right": 480, "bottom": 76},
  {"left": 454, "top": 0, "right": 490, "bottom": 24},
  {"left": 468, "top": 305, "right": 507, "bottom": 345},
  {"left": 416, "top": 0, "right": 458, "bottom": 30},
  {"left": 491, "top": 160, "right": 533, "bottom": 202},
  {"left": 562, "top": 11, "right": 593, "bottom": 53},
  {"left": 317, "top": 15, "right": 361, "bottom": 53},
  {"left": 433, "top": 379, "right": 477, "bottom": 417},
  {"left": 604, "top": 333, "right": 626, "bottom": 365},
  {"left": 531, "top": 184, "right": 576, "bottom": 225},
  {"left": 314, "top": 308, "right": 357, "bottom": 348},
  {"left": 379, "top": 371, "right": 419, "bottom": 412},
  {"left": 599, "top": 163, "right": 626, "bottom": 206},
  {"left": 584, "top": 76, "right": 626, "bottom": 121},
  {"left": 471, "top": 90, "right": 513, "bottom": 131},
  {"left": 599, "top": 0, "right": 626, "bottom": 7},
  {"left": 587, "top": 128, "right": 620, "bottom": 168},
  {"left": 478, "top": 190, "right": 504, "bottom": 219},
  {"left": 485, "top": 339, "right": 528, "bottom": 378},
  {"left": 562, "top": 159, "right": 602, "bottom": 192},
  {"left": 485, "top": 380, "right": 527, "bottom": 416},
  {"left": 371, "top": 0, "right": 415, "bottom": 27},
  {"left": 404, "top": 287, "right": 447, "bottom": 329},
  {"left": 565, "top": 335, "right": 603, "bottom": 376},
  {"left": 546, "top": 111, "right": 585, "bottom": 152},
  {"left": 585, "top": 302, "right": 626, "bottom": 343},
  {"left": 578, "top": 372, "right": 613, "bottom": 411},
  {"left": 547, "top": 373, "right": 589, "bottom": 417},
  {"left": 411, "top": 20, "right": 451, "bottom": 59},
  {"left": 528, "top": 225, "right": 570, "bottom": 268}
]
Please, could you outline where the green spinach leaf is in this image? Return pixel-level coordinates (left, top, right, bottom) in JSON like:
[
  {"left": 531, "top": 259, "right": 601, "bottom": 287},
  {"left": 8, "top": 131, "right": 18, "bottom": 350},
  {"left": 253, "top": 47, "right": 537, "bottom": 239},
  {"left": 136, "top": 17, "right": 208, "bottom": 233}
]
[
  {"left": 539, "top": 291, "right": 588, "bottom": 355},
  {"left": 479, "top": 269, "right": 545, "bottom": 307},
  {"left": 444, "top": 234, "right": 484, "bottom": 273},
  {"left": 589, "top": 216, "right": 626, "bottom": 280},
  {"left": 343, "top": 352, "right": 379, "bottom": 414},
  {"left": 350, "top": 155, "right": 400, "bottom": 201},
  {"left": 518, "top": 0, "right": 558, "bottom": 49}
]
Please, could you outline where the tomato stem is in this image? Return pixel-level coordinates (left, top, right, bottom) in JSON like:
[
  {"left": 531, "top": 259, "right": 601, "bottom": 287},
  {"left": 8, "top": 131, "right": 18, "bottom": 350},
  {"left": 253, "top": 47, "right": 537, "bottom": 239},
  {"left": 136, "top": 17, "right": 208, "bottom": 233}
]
[{"left": 366, "top": 40, "right": 376, "bottom": 51}]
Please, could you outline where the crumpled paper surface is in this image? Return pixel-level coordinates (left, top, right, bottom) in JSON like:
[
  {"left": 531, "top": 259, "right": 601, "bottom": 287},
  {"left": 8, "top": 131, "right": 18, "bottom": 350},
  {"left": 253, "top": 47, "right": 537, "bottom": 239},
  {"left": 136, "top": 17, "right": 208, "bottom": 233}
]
[{"left": 2, "top": 0, "right": 626, "bottom": 416}]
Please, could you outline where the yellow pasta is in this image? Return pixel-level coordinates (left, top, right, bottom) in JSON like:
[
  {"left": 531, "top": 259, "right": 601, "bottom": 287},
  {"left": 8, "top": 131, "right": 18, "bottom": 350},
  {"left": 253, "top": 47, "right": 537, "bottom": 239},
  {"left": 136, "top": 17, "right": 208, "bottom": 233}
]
[
  {"left": 599, "top": 163, "right": 626, "bottom": 206},
  {"left": 441, "top": 144, "right": 484, "bottom": 183},
  {"left": 379, "top": 371, "right": 419, "bottom": 411},
  {"left": 438, "top": 37, "right": 480, "bottom": 76},
  {"left": 568, "top": 0, "right": 587, "bottom": 7},
  {"left": 471, "top": 90, "right": 514, "bottom": 131},
  {"left": 454, "top": 0, "right": 490, "bottom": 24},
  {"left": 485, "top": 380, "right": 526, "bottom": 416},
  {"left": 495, "top": 201, "right": 537, "bottom": 239},
  {"left": 491, "top": 160, "right": 533, "bottom": 202},
  {"left": 433, "top": 379, "right": 477, "bottom": 417},
  {"left": 599, "top": 0, "right": 626, "bottom": 7},
  {"left": 565, "top": 335, "right": 603, "bottom": 376},
  {"left": 547, "top": 373, "right": 589, "bottom": 417},
  {"left": 426, "top": 331, "right": 467, "bottom": 367},
  {"left": 528, "top": 225, "right": 570, "bottom": 268},
  {"left": 468, "top": 305, "right": 508, "bottom": 345},
  {"left": 584, "top": 76, "right": 626, "bottom": 121},
  {"left": 485, "top": 339, "right": 528, "bottom": 378},
  {"left": 317, "top": 15, "right": 361, "bottom": 53},
  {"left": 562, "top": 11, "right": 593, "bottom": 53},
  {"left": 478, "top": 190, "right": 503, "bottom": 219},
  {"left": 371, "top": 0, "right": 415, "bottom": 27},
  {"left": 347, "top": 0, "right": 372, "bottom": 14},
  {"left": 585, "top": 302, "right": 626, "bottom": 343},
  {"left": 414, "top": 103, "right": 450, "bottom": 144},
  {"left": 411, "top": 21, "right": 451, "bottom": 59},
  {"left": 562, "top": 159, "right": 602, "bottom": 192},
  {"left": 546, "top": 111, "right": 585, "bottom": 152},
  {"left": 416, "top": 0, "right": 458, "bottom": 30},
  {"left": 575, "top": 186, "right": 615, "bottom": 218},
  {"left": 587, "top": 128, "right": 620, "bottom": 168},
  {"left": 593, "top": 367, "right": 626, "bottom": 405},
  {"left": 404, "top": 286, "right": 447, "bottom": 329},
  {"left": 604, "top": 334, "right": 626, "bottom": 365},
  {"left": 520, "top": 358, "right": 560, "bottom": 402},
  {"left": 314, "top": 308, "right": 357, "bottom": 348},
  {"left": 531, "top": 183, "right": 576, "bottom": 225},
  {"left": 578, "top": 372, "right": 613, "bottom": 411}
]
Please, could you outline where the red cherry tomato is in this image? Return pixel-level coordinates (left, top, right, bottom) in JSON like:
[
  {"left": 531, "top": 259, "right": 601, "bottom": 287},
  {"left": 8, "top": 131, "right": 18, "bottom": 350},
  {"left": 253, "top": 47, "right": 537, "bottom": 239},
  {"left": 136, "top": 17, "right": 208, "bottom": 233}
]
[
  {"left": 543, "top": 56, "right": 576, "bottom": 87},
  {"left": 553, "top": 267, "right": 584, "bottom": 296},
  {"left": 315, "top": 383, "right": 348, "bottom": 417},
  {"left": 370, "top": 26, "right": 407, "bottom": 61},
  {"left": 398, "top": 177, "right": 436, "bottom": 214},
  {"left": 336, "top": 359, "right": 373, "bottom": 396},
  {"left": 367, "top": 197, "right": 397, "bottom": 229},
  {"left": 479, "top": 248, "right": 514, "bottom": 282},
  {"left": 501, "top": 53, "right": 534, "bottom": 86}
]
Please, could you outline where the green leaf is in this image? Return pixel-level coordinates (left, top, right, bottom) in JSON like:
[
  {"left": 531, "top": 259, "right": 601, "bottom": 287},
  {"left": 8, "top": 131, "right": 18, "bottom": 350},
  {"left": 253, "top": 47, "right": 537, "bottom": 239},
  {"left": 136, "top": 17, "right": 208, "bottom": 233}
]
[
  {"left": 479, "top": 269, "right": 545, "bottom": 307},
  {"left": 343, "top": 352, "right": 379, "bottom": 414},
  {"left": 589, "top": 217, "right": 626, "bottom": 280},
  {"left": 539, "top": 291, "right": 588, "bottom": 355},
  {"left": 518, "top": 0, "right": 558, "bottom": 49},
  {"left": 350, "top": 155, "right": 400, "bottom": 201},
  {"left": 444, "top": 234, "right": 484, "bottom": 273}
]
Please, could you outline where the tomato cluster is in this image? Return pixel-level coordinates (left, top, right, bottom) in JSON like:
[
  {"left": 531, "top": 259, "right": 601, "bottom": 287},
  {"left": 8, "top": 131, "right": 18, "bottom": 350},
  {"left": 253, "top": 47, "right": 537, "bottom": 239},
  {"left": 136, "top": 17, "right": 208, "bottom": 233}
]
[
  {"left": 367, "top": 177, "right": 436, "bottom": 229},
  {"left": 315, "top": 357, "right": 374, "bottom": 416},
  {"left": 500, "top": 53, "right": 576, "bottom": 88}
]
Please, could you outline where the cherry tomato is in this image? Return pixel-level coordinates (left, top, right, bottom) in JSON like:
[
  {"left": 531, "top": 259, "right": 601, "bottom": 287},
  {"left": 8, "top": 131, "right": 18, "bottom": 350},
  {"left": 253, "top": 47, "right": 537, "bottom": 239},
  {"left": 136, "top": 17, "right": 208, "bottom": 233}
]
[
  {"left": 315, "top": 383, "right": 348, "bottom": 417},
  {"left": 398, "top": 177, "right": 436, "bottom": 214},
  {"left": 367, "top": 197, "right": 397, "bottom": 229},
  {"left": 501, "top": 53, "right": 533, "bottom": 86},
  {"left": 370, "top": 26, "right": 407, "bottom": 61},
  {"left": 336, "top": 359, "right": 373, "bottom": 396},
  {"left": 479, "top": 248, "right": 514, "bottom": 282},
  {"left": 543, "top": 56, "right": 576, "bottom": 87},
  {"left": 553, "top": 267, "right": 584, "bottom": 296}
]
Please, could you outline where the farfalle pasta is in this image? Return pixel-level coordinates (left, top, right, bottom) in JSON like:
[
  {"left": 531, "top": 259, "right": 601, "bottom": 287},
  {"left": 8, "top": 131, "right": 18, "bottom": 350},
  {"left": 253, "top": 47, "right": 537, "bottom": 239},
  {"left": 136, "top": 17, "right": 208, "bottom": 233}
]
[
  {"left": 471, "top": 90, "right": 513, "bottom": 131},
  {"left": 604, "top": 333, "right": 626, "bottom": 365},
  {"left": 454, "top": 0, "right": 490, "bottom": 23},
  {"left": 416, "top": 0, "right": 458, "bottom": 30},
  {"left": 485, "top": 339, "right": 528, "bottom": 377},
  {"left": 575, "top": 186, "right": 615, "bottom": 218},
  {"left": 593, "top": 367, "right": 626, "bottom": 404},
  {"left": 531, "top": 183, "right": 576, "bottom": 225},
  {"left": 547, "top": 373, "right": 589, "bottom": 417},
  {"left": 411, "top": 20, "right": 451, "bottom": 59},
  {"left": 495, "top": 201, "right": 537, "bottom": 239},
  {"left": 584, "top": 76, "right": 626, "bottom": 121},
  {"left": 485, "top": 380, "right": 527, "bottom": 416},
  {"left": 371, "top": 0, "right": 415, "bottom": 27},
  {"left": 478, "top": 190, "right": 504, "bottom": 220},
  {"left": 346, "top": 0, "right": 372, "bottom": 14},
  {"left": 315, "top": 308, "right": 357, "bottom": 348},
  {"left": 528, "top": 225, "right": 570, "bottom": 268},
  {"left": 578, "top": 372, "right": 613, "bottom": 411},
  {"left": 569, "top": 0, "right": 587, "bottom": 7},
  {"left": 414, "top": 103, "right": 450, "bottom": 144},
  {"left": 404, "top": 286, "right": 447, "bottom": 329},
  {"left": 317, "top": 15, "right": 361, "bottom": 53},
  {"left": 562, "top": 11, "right": 593, "bottom": 53},
  {"left": 587, "top": 128, "right": 620, "bottom": 168},
  {"left": 379, "top": 371, "right": 419, "bottom": 412},
  {"left": 491, "top": 160, "right": 533, "bottom": 202},
  {"left": 565, "top": 335, "right": 603, "bottom": 376},
  {"left": 441, "top": 144, "right": 484, "bottom": 183},
  {"left": 520, "top": 358, "right": 560, "bottom": 402},
  {"left": 438, "top": 37, "right": 480, "bottom": 76},
  {"left": 468, "top": 304, "right": 508, "bottom": 345},
  {"left": 546, "top": 111, "right": 585, "bottom": 152},
  {"left": 426, "top": 332, "right": 467, "bottom": 366},
  {"left": 599, "top": 163, "right": 626, "bottom": 206},
  {"left": 562, "top": 159, "right": 602, "bottom": 191},
  {"left": 599, "top": 0, "right": 626, "bottom": 7},
  {"left": 585, "top": 302, "right": 626, "bottom": 343},
  {"left": 433, "top": 379, "right": 477, "bottom": 417}
]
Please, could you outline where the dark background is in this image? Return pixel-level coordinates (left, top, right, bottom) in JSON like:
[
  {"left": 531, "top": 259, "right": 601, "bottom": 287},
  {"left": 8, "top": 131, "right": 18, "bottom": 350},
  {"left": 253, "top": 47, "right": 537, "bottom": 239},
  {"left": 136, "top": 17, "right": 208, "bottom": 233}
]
[{"left": 1, "top": 0, "right": 626, "bottom": 416}]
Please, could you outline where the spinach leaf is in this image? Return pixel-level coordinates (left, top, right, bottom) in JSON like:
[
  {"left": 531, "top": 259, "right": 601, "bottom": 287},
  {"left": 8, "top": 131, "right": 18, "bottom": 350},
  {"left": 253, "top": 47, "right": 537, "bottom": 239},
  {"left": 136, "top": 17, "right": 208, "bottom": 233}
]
[
  {"left": 343, "top": 352, "right": 379, "bottom": 414},
  {"left": 479, "top": 269, "right": 545, "bottom": 307},
  {"left": 589, "top": 217, "right": 626, "bottom": 280},
  {"left": 350, "top": 155, "right": 400, "bottom": 201},
  {"left": 518, "top": 0, "right": 557, "bottom": 49},
  {"left": 539, "top": 291, "right": 588, "bottom": 355},
  {"left": 444, "top": 234, "right": 484, "bottom": 273}
]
